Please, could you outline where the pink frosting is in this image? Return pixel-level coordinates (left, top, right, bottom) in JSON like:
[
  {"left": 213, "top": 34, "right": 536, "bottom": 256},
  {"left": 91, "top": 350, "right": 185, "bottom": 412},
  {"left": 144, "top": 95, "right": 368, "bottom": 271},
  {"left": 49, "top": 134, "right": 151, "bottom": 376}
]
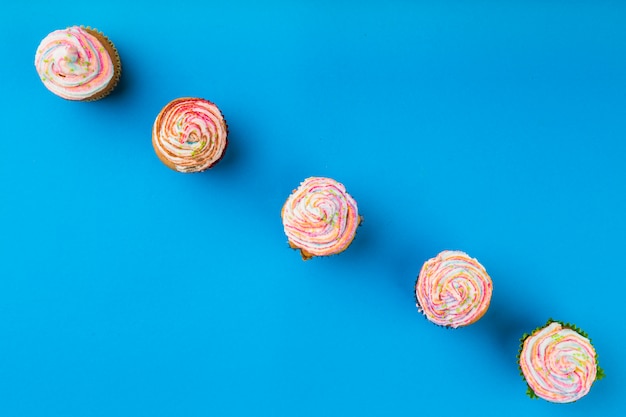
[{"left": 35, "top": 26, "right": 115, "bottom": 100}]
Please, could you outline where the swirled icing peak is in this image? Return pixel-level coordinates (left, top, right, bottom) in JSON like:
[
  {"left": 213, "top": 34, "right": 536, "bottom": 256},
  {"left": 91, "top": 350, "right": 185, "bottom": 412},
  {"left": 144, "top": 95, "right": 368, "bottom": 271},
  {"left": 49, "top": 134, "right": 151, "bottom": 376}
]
[
  {"left": 35, "top": 26, "right": 115, "bottom": 100},
  {"left": 152, "top": 98, "right": 228, "bottom": 173},
  {"left": 415, "top": 250, "right": 492, "bottom": 327},
  {"left": 519, "top": 321, "right": 599, "bottom": 403},
  {"left": 282, "top": 177, "right": 360, "bottom": 259}
]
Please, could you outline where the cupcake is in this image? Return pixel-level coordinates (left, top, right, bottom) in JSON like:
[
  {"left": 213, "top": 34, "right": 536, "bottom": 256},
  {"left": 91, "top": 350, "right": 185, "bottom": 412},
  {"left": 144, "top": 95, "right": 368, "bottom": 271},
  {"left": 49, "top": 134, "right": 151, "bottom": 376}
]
[
  {"left": 34, "top": 26, "right": 121, "bottom": 101},
  {"left": 415, "top": 250, "right": 492, "bottom": 328},
  {"left": 518, "top": 320, "right": 604, "bottom": 403},
  {"left": 152, "top": 98, "right": 228, "bottom": 173},
  {"left": 281, "top": 177, "right": 361, "bottom": 260}
]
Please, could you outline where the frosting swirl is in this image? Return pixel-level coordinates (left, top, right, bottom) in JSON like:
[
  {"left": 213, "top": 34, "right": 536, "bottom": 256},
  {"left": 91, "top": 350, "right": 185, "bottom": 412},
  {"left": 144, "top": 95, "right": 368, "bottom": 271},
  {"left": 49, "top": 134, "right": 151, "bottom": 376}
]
[
  {"left": 282, "top": 177, "right": 360, "bottom": 259},
  {"left": 520, "top": 322, "right": 598, "bottom": 403},
  {"left": 152, "top": 98, "right": 228, "bottom": 173},
  {"left": 35, "top": 26, "right": 115, "bottom": 100},
  {"left": 415, "top": 250, "right": 492, "bottom": 327}
]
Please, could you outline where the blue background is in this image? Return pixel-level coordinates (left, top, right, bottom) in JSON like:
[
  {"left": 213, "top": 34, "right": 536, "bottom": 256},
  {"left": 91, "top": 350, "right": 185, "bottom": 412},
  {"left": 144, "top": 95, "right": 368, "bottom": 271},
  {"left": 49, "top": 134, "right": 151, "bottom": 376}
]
[{"left": 1, "top": 1, "right": 625, "bottom": 416}]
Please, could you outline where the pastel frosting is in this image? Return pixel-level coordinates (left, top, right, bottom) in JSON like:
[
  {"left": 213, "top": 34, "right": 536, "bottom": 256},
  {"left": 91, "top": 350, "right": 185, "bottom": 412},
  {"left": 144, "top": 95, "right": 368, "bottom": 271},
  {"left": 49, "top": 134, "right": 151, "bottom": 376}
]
[
  {"left": 415, "top": 250, "right": 492, "bottom": 327},
  {"left": 34, "top": 26, "right": 114, "bottom": 100},
  {"left": 152, "top": 98, "right": 228, "bottom": 173},
  {"left": 282, "top": 177, "right": 359, "bottom": 259},
  {"left": 520, "top": 322, "right": 598, "bottom": 403}
]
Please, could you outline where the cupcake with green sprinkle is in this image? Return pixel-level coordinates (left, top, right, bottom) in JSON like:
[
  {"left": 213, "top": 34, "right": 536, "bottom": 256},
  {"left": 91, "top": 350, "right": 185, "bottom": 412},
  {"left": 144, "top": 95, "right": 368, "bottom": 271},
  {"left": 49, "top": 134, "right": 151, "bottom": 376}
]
[{"left": 517, "top": 319, "right": 604, "bottom": 403}]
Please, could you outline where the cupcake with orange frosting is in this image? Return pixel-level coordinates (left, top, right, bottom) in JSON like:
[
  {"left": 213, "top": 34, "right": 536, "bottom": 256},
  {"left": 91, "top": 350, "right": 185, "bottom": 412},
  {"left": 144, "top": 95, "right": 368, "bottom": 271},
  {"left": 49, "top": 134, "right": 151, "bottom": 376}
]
[
  {"left": 518, "top": 320, "right": 604, "bottom": 403},
  {"left": 152, "top": 98, "right": 228, "bottom": 173},
  {"left": 415, "top": 250, "right": 492, "bottom": 328},
  {"left": 34, "top": 26, "right": 121, "bottom": 101},
  {"left": 281, "top": 177, "right": 361, "bottom": 260}
]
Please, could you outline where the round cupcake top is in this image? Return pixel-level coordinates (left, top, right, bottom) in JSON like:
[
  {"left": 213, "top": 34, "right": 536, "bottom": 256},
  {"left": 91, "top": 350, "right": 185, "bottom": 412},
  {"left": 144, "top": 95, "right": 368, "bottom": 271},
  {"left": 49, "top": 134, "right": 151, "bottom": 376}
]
[
  {"left": 34, "top": 26, "right": 115, "bottom": 100},
  {"left": 519, "top": 321, "right": 599, "bottom": 403},
  {"left": 282, "top": 177, "right": 360, "bottom": 259},
  {"left": 152, "top": 98, "right": 228, "bottom": 173},
  {"left": 415, "top": 250, "right": 492, "bottom": 328}
]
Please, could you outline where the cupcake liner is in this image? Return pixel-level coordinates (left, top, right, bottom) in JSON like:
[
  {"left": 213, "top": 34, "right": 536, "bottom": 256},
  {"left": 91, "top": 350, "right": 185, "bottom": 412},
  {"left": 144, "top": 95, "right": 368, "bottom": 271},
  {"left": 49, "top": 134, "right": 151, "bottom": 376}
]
[
  {"left": 517, "top": 319, "right": 604, "bottom": 402},
  {"left": 81, "top": 26, "right": 122, "bottom": 101}
]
